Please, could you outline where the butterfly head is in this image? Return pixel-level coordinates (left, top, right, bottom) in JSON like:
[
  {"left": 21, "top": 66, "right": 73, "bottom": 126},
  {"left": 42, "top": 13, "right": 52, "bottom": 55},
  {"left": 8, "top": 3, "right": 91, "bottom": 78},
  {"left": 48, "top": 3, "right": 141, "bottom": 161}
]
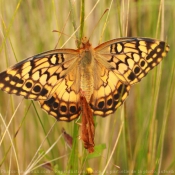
[{"left": 80, "top": 37, "right": 92, "bottom": 51}]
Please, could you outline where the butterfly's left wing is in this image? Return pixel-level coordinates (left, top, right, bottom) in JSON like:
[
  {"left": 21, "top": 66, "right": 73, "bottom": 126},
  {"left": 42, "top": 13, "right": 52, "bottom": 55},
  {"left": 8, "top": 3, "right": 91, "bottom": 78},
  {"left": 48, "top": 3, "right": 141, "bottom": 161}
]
[
  {"left": 90, "top": 37, "right": 169, "bottom": 116},
  {"left": 0, "top": 49, "right": 82, "bottom": 121},
  {"left": 39, "top": 64, "right": 82, "bottom": 121}
]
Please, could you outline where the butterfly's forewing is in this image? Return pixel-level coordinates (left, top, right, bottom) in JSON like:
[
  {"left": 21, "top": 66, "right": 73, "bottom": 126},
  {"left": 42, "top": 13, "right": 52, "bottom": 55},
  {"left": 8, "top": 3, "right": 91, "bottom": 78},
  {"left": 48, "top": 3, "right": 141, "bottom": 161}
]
[
  {"left": 90, "top": 38, "right": 169, "bottom": 116},
  {"left": 95, "top": 37, "right": 170, "bottom": 84},
  {"left": 0, "top": 49, "right": 79, "bottom": 100}
]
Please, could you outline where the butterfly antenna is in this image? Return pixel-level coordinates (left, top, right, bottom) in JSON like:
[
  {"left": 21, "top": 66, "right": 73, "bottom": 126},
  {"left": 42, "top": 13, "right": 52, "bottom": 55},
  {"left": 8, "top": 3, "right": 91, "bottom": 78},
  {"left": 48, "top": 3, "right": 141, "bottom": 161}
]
[
  {"left": 52, "top": 30, "right": 81, "bottom": 47},
  {"left": 52, "top": 30, "right": 77, "bottom": 39},
  {"left": 88, "top": 9, "right": 109, "bottom": 40},
  {"left": 53, "top": 11, "right": 80, "bottom": 49},
  {"left": 53, "top": 11, "right": 71, "bottom": 49}
]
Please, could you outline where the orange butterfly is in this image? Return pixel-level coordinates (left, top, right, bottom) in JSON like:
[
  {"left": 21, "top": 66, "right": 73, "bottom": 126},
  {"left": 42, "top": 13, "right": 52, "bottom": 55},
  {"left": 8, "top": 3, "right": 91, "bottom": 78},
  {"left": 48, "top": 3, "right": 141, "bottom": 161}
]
[{"left": 0, "top": 37, "right": 169, "bottom": 122}]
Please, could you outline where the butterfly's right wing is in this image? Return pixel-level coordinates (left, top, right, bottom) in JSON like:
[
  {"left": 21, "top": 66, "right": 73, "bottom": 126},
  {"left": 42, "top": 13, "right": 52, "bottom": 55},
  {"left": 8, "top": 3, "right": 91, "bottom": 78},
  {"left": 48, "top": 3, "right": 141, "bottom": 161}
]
[
  {"left": 90, "top": 59, "right": 131, "bottom": 116},
  {"left": 90, "top": 38, "right": 169, "bottom": 116}
]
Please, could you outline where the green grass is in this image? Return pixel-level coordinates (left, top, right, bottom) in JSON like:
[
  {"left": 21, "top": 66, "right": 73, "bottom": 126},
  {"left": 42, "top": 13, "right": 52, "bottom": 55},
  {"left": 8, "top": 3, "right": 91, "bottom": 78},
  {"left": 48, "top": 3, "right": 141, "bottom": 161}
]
[{"left": 0, "top": 0, "right": 175, "bottom": 174}]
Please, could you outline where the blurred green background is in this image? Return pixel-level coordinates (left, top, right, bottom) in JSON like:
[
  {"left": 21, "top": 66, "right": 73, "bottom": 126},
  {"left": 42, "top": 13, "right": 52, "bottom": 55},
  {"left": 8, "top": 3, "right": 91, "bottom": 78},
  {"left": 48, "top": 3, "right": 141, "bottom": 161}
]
[{"left": 0, "top": 0, "right": 175, "bottom": 174}]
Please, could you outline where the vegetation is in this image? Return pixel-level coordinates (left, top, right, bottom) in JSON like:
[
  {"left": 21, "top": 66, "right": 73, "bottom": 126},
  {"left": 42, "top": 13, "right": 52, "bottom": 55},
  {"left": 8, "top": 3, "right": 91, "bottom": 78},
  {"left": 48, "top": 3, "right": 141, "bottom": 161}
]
[{"left": 0, "top": 0, "right": 175, "bottom": 174}]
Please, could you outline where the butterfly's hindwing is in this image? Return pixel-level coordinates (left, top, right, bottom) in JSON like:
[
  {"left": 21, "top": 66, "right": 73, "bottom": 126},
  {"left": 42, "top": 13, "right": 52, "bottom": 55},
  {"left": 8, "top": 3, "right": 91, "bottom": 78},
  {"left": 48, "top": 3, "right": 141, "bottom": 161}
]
[
  {"left": 39, "top": 64, "right": 81, "bottom": 121},
  {"left": 90, "top": 62, "right": 131, "bottom": 116},
  {"left": 39, "top": 91, "right": 81, "bottom": 121}
]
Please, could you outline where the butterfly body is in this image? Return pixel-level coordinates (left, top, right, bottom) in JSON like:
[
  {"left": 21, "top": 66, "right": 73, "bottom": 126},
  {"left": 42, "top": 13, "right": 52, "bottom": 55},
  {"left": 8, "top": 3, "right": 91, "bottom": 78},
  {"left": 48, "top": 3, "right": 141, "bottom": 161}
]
[
  {"left": 79, "top": 37, "right": 95, "bottom": 102},
  {"left": 0, "top": 37, "right": 169, "bottom": 121}
]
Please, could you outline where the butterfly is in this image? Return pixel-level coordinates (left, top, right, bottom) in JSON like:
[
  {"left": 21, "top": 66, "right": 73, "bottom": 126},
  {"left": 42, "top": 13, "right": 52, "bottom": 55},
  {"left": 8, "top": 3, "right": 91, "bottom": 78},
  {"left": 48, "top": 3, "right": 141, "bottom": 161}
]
[{"left": 0, "top": 37, "right": 169, "bottom": 121}]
